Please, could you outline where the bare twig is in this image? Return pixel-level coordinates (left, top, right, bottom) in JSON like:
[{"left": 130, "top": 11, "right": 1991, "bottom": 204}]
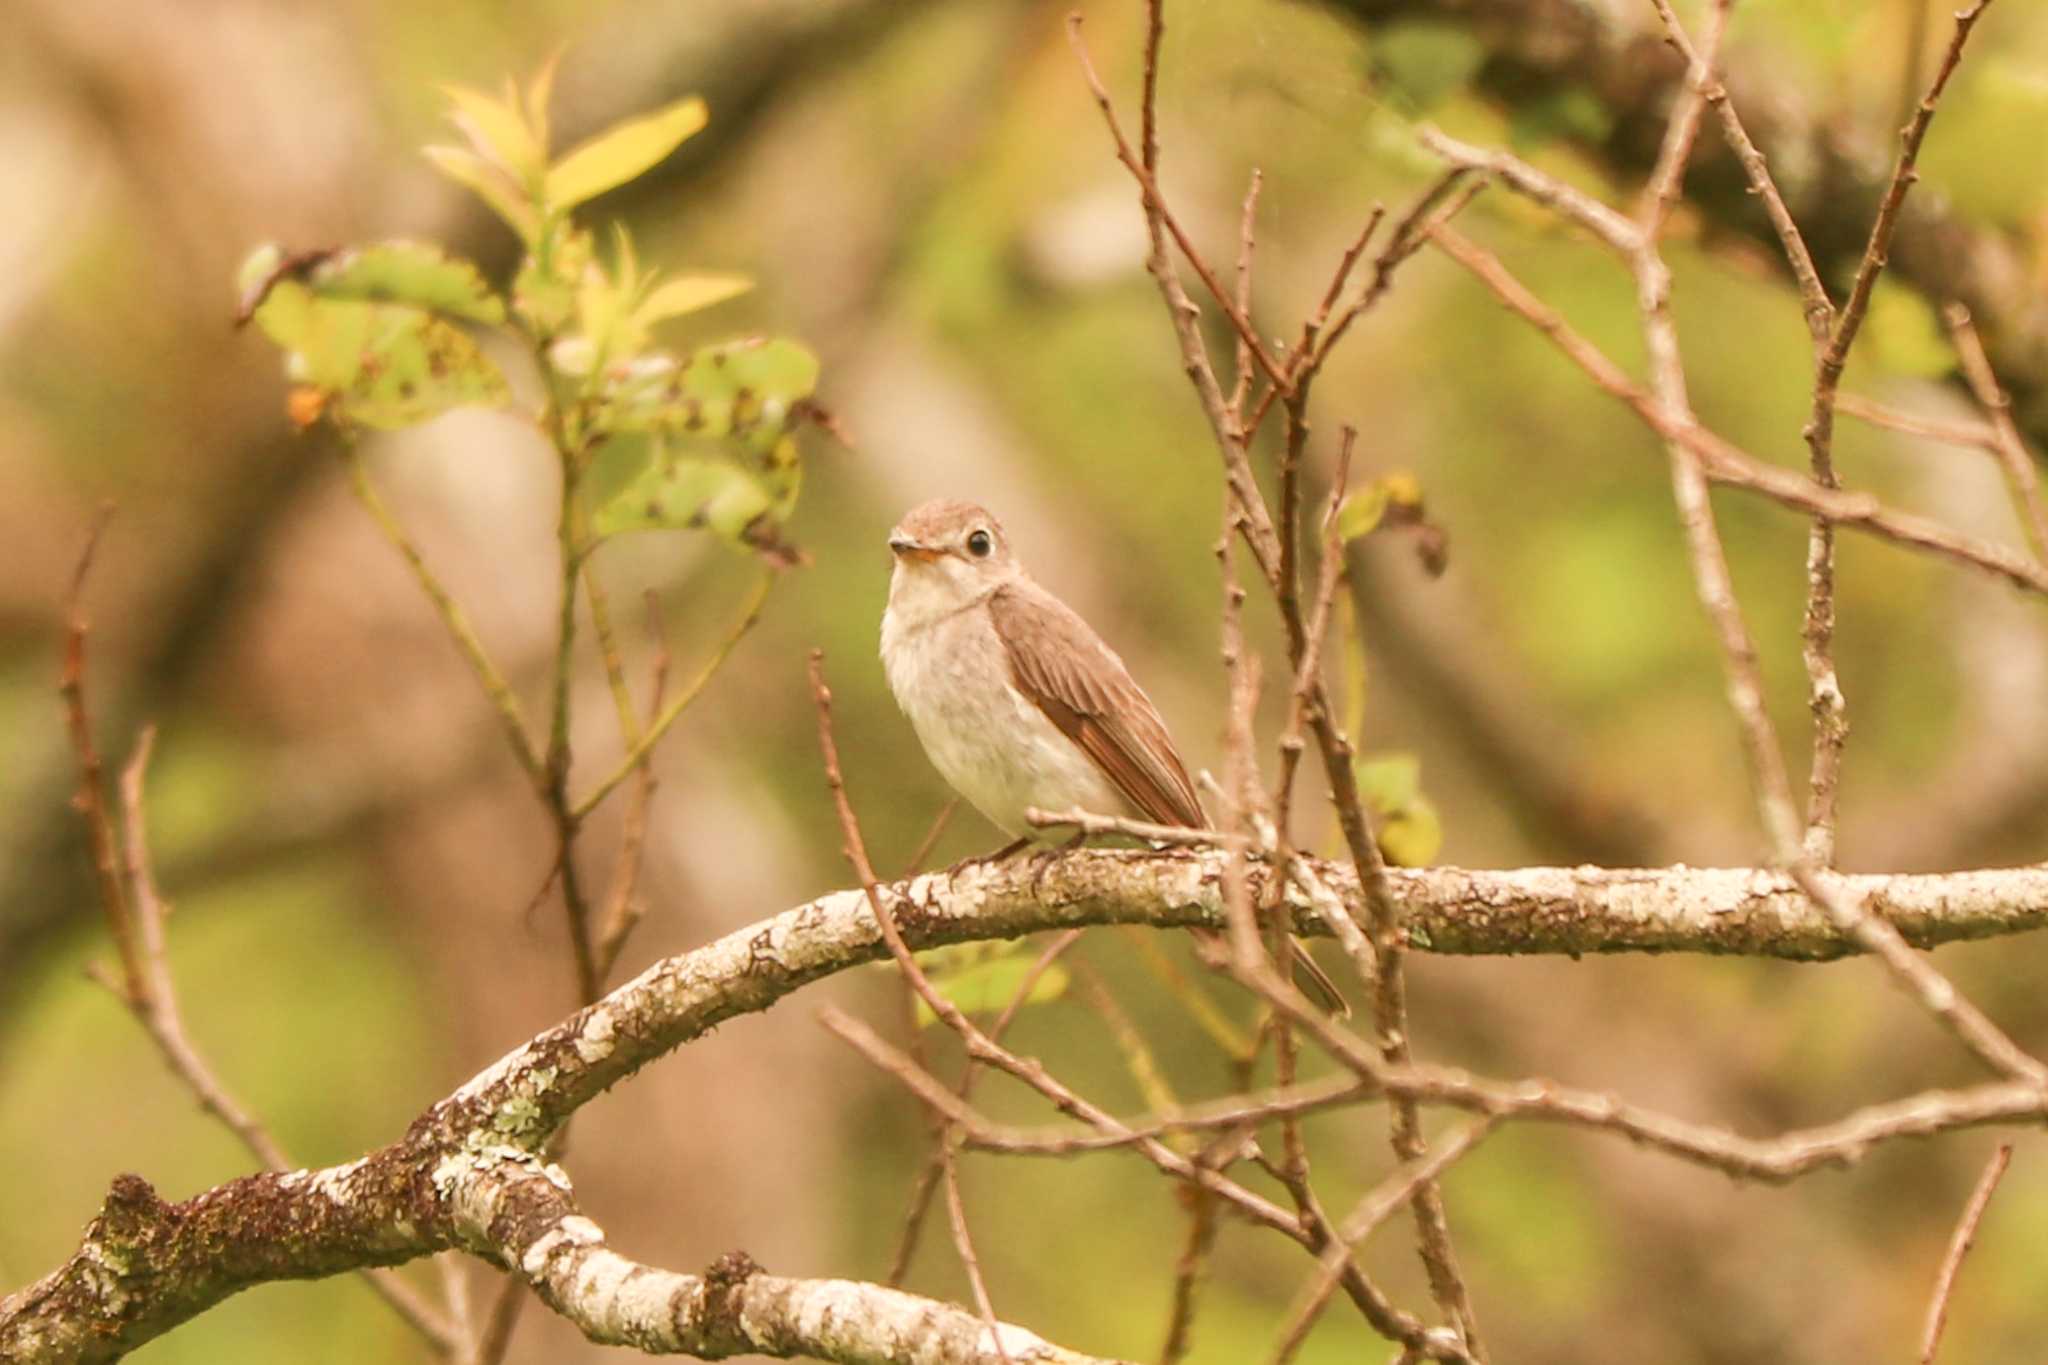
[
  {"left": 1632, "top": 0, "right": 1806, "bottom": 863},
  {"left": 1071, "top": 11, "right": 1287, "bottom": 395},
  {"left": 582, "top": 566, "right": 642, "bottom": 755},
  {"left": 1157, "top": 1173, "right": 1219, "bottom": 1365},
  {"left": 1835, "top": 393, "right": 2000, "bottom": 453},
  {"left": 1788, "top": 866, "right": 2048, "bottom": 1089},
  {"left": 593, "top": 590, "right": 673, "bottom": 981},
  {"left": 61, "top": 509, "right": 141, "bottom": 998},
  {"left": 1419, "top": 126, "right": 1638, "bottom": 253},
  {"left": 60, "top": 519, "right": 458, "bottom": 1355},
  {"left": 885, "top": 929, "right": 1083, "bottom": 1286},
  {"left": 1225, "top": 369, "right": 1467, "bottom": 1357},
  {"left": 940, "top": 1143, "right": 1013, "bottom": 1365},
  {"left": 1423, "top": 224, "right": 2048, "bottom": 598},
  {"left": 1798, "top": 0, "right": 1994, "bottom": 863},
  {"left": 1270, "top": 1119, "right": 1498, "bottom": 1365},
  {"left": 1649, "top": 0, "right": 1832, "bottom": 337},
  {"left": 1820, "top": 0, "right": 1990, "bottom": 403},
  {"left": 1308, "top": 174, "right": 1482, "bottom": 377},
  {"left": 1918, "top": 1143, "right": 2015, "bottom": 1365},
  {"left": 1242, "top": 172, "right": 1483, "bottom": 473},
  {"left": 1065, "top": 10, "right": 1282, "bottom": 584},
  {"left": 472, "top": 1279, "right": 526, "bottom": 1365},
  {"left": 812, "top": 799, "right": 1459, "bottom": 1363},
  {"left": 1026, "top": 806, "right": 1246, "bottom": 848},
  {"left": 900, "top": 798, "right": 963, "bottom": 879},
  {"left": 113, "top": 731, "right": 290, "bottom": 1170},
  {"left": 1426, "top": 4, "right": 2043, "bottom": 1120},
  {"left": 1274, "top": 430, "right": 1356, "bottom": 845},
  {"left": 572, "top": 569, "right": 774, "bottom": 818},
  {"left": 1229, "top": 169, "right": 1263, "bottom": 422},
  {"left": 1948, "top": 304, "right": 2048, "bottom": 560}
]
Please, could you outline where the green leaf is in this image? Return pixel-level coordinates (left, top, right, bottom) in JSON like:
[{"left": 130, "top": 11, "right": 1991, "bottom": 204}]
[
  {"left": 1377, "top": 793, "right": 1442, "bottom": 867},
  {"left": 1508, "top": 86, "right": 1615, "bottom": 153},
  {"left": 1354, "top": 751, "right": 1441, "bottom": 867},
  {"left": 1354, "top": 752, "right": 1422, "bottom": 812},
  {"left": 1337, "top": 472, "right": 1426, "bottom": 543},
  {"left": 582, "top": 430, "right": 661, "bottom": 510},
  {"left": 1862, "top": 280, "right": 1953, "bottom": 381},
  {"left": 1336, "top": 485, "right": 1390, "bottom": 541},
  {"left": 758, "top": 433, "right": 802, "bottom": 518},
  {"left": 586, "top": 337, "right": 816, "bottom": 560},
  {"left": 288, "top": 241, "right": 505, "bottom": 324},
  {"left": 910, "top": 945, "right": 1070, "bottom": 1027},
  {"left": 423, "top": 145, "right": 540, "bottom": 242},
  {"left": 601, "top": 337, "right": 819, "bottom": 451},
  {"left": 545, "top": 95, "right": 707, "bottom": 210},
  {"left": 443, "top": 83, "right": 543, "bottom": 183},
  {"left": 246, "top": 279, "right": 509, "bottom": 429},
  {"left": 1370, "top": 20, "right": 1485, "bottom": 115},
  {"left": 590, "top": 446, "right": 774, "bottom": 542},
  {"left": 637, "top": 273, "right": 753, "bottom": 327},
  {"left": 512, "top": 221, "right": 592, "bottom": 334}
]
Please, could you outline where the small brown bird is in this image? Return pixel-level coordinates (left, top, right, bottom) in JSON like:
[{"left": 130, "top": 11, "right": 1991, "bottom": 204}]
[{"left": 879, "top": 498, "right": 1346, "bottom": 1015}]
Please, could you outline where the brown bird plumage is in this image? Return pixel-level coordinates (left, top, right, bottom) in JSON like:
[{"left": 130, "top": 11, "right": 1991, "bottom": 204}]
[{"left": 882, "top": 499, "right": 1347, "bottom": 1016}]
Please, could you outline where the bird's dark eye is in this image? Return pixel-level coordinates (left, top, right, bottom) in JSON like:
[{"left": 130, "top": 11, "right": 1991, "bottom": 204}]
[{"left": 966, "top": 529, "right": 993, "bottom": 558}]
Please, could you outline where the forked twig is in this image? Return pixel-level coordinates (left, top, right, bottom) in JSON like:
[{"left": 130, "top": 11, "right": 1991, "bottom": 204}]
[
  {"left": 60, "top": 523, "right": 458, "bottom": 1355},
  {"left": 1269, "top": 1119, "right": 1498, "bottom": 1365},
  {"left": 1422, "top": 225, "right": 2048, "bottom": 597},
  {"left": 885, "top": 929, "right": 1083, "bottom": 1285}
]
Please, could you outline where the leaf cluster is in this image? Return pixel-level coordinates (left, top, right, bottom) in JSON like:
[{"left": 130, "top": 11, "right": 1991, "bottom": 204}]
[{"left": 236, "top": 64, "right": 820, "bottom": 562}]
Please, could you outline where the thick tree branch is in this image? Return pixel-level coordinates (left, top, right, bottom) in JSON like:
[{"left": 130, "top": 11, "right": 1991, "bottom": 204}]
[
  {"left": 11, "top": 849, "right": 2048, "bottom": 1359},
  {"left": 419, "top": 853, "right": 2048, "bottom": 1139},
  {"left": 447, "top": 1153, "right": 1110, "bottom": 1363}
]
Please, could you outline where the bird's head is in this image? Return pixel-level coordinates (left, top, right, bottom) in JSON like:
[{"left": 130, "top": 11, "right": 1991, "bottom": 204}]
[{"left": 886, "top": 499, "right": 1018, "bottom": 614}]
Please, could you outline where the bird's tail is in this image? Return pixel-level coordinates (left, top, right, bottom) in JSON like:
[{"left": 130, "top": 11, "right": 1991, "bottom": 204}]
[{"left": 1288, "top": 938, "right": 1351, "bottom": 1018}]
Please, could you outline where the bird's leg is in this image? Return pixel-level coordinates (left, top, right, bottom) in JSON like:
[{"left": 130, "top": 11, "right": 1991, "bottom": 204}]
[
  {"left": 1027, "top": 830, "right": 1090, "bottom": 898},
  {"left": 943, "top": 835, "right": 1034, "bottom": 889}
]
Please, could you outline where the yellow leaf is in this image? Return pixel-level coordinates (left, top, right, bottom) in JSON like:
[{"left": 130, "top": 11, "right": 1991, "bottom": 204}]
[
  {"left": 637, "top": 273, "right": 753, "bottom": 326},
  {"left": 442, "top": 84, "right": 542, "bottom": 182},
  {"left": 524, "top": 49, "right": 565, "bottom": 153},
  {"left": 423, "top": 145, "right": 540, "bottom": 241},
  {"left": 545, "top": 95, "right": 707, "bottom": 210}
]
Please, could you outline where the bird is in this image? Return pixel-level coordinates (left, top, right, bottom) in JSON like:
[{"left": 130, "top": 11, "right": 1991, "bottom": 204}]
[{"left": 879, "top": 497, "right": 1346, "bottom": 1015}]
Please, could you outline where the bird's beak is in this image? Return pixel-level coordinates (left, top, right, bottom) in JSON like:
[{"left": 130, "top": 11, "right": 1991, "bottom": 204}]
[{"left": 888, "top": 534, "right": 939, "bottom": 563}]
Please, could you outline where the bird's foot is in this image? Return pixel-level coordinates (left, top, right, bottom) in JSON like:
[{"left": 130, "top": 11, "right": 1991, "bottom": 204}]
[
  {"left": 1027, "top": 831, "right": 1090, "bottom": 898},
  {"left": 942, "top": 837, "right": 1033, "bottom": 891}
]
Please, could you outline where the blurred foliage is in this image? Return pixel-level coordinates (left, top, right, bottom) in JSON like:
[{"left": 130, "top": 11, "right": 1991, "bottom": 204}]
[
  {"left": 1354, "top": 751, "right": 1443, "bottom": 867},
  {"left": 3, "top": 2, "right": 2048, "bottom": 1363}
]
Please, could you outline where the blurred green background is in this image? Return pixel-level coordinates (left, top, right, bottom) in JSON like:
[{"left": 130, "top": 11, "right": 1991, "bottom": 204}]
[{"left": 4, "top": 1, "right": 2047, "bottom": 1361}]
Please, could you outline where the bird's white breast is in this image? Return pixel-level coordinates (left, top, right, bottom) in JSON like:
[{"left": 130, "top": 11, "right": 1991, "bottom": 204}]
[{"left": 881, "top": 581, "right": 1126, "bottom": 839}]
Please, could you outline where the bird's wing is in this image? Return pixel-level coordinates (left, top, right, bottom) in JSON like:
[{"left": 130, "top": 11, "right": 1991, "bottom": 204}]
[{"left": 989, "top": 581, "right": 1206, "bottom": 828}]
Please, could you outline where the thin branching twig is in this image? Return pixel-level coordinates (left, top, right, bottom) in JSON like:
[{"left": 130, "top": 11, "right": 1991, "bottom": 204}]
[{"left": 61, "top": 524, "right": 459, "bottom": 1355}]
